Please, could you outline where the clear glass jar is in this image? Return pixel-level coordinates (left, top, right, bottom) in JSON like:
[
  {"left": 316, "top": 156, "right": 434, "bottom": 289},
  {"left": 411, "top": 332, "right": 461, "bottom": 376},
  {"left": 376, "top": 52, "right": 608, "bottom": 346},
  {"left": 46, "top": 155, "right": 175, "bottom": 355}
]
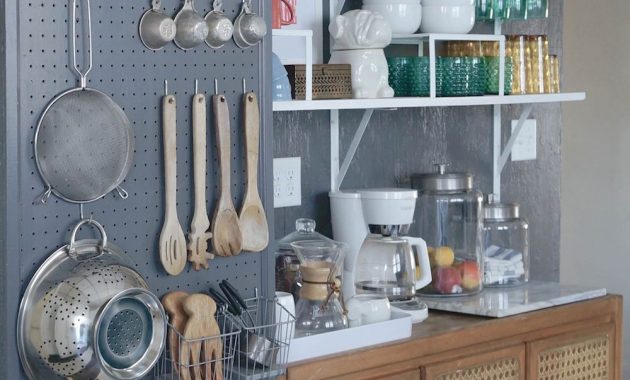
[
  {"left": 482, "top": 199, "right": 529, "bottom": 287},
  {"left": 411, "top": 164, "right": 483, "bottom": 296},
  {"left": 275, "top": 218, "right": 334, "bottom": 301}
]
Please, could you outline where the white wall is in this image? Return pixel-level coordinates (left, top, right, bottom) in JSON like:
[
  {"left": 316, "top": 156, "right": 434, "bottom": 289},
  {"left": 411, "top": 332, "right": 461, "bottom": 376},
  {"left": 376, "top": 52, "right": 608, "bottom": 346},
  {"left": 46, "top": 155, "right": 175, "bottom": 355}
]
[{"left": 562, "top": 0, "right": 630, "bottom": 374}]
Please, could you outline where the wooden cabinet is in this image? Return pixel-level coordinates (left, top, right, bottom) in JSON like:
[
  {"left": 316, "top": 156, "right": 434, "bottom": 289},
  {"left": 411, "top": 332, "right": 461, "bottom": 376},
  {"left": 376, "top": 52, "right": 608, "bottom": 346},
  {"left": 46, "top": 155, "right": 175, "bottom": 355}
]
[{"left": 284, "top": 295, "right": 622, "bottom": 380}]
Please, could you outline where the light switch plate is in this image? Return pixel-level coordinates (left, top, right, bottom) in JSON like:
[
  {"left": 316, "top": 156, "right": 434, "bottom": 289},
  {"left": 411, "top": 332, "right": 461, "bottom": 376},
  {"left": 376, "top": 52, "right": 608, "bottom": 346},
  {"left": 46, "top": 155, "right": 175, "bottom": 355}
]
[
  {"left": 511, "top": 119, "right": 537, "bottom": 161},
  {"left": 273, "top": 157, "right": 302, "bottom": 208}
]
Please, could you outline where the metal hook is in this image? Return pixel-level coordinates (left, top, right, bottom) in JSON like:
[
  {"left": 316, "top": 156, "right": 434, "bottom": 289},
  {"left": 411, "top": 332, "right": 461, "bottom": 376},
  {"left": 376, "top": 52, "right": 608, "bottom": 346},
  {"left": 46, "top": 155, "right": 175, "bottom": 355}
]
[
  {"left": 214, "top": 78, "right": 219, "bottom": 95},
  {"left": 164, "top": 79, "right": 168, "bottom": 96},
  {"left": 242, "top": 78, "right": 246, "bottom": 93},
  {"left": 80, "top": 204, "right": 84, "bottom": 219},
  {"left": 195, "top": 79, "right": 199, "bottom": 94}
]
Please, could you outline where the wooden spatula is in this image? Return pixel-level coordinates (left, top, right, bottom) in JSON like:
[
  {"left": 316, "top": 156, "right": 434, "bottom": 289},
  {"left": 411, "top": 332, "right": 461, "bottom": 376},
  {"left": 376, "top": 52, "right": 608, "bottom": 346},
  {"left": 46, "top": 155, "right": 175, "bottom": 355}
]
[
  {"left": 211, "top": 94, "right": 243, "bottom": 257},
  {"left": 239, "top": 91, "right": 269, "bottom": 252},
  {"left": 181, "top": 294, "right": 224, "bottom": 380},
  {"left": 162, "top": 291, "right": 190, "bottom": 380}
]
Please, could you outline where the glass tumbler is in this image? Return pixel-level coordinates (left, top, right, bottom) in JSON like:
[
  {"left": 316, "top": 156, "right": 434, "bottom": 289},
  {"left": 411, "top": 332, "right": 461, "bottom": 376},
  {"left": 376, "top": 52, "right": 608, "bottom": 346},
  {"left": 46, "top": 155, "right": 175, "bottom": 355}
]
[
  {"left": 525, "top": 0, "right": 548, "bottom": 19},
  {"left": 387, "top": 57, "right": 431, "bottom": 97},
  {"left": 439, "top": 57, "right": 487, "bottom": 97}
]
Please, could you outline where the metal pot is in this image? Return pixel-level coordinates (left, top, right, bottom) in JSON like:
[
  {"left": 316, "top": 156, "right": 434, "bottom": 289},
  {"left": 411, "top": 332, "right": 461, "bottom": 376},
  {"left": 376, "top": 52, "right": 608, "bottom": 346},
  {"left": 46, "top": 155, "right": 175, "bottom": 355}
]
[{"left": 17, "top": 219, "right": 167, "bottom": 380}]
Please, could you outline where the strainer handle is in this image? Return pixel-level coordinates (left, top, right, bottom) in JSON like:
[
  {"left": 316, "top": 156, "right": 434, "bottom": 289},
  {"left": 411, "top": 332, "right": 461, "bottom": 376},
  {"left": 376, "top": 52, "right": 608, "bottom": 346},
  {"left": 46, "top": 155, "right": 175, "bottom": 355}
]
[
  {"left": 67, "top": 218, "right": 108, "bottom": 258},
  {"left": 71, "top": 0, "right": 93, "bottom": 88}
]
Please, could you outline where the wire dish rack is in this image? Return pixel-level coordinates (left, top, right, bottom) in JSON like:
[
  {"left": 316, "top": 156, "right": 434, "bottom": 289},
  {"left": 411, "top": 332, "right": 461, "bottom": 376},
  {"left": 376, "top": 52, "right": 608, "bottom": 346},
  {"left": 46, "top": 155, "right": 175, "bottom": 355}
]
[
  {"left": 229, "top": 297, "right": 295, "bottom": 380},
  {"left": 154, "top": 312, "right": 241, "bottom": 380}
]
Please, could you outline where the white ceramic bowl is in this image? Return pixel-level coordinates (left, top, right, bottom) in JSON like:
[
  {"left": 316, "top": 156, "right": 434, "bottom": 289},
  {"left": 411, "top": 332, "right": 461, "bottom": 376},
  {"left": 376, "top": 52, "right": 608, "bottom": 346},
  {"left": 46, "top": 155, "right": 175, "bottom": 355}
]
[
  {"left": 420, "top": 0, "right": 476, "bottom": 34},
  {"left": 362, "top": 1, "right": 422, "bottom": 35}
]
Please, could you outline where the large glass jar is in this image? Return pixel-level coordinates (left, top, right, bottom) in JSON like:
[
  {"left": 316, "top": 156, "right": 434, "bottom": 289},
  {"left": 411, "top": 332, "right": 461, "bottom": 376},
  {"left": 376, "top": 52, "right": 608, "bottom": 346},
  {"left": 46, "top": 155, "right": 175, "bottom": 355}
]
[
  {"left": 482, "top": 199, "right": 529, "bottom": 287},
  {"left": 275, "top": 218, "right": 334, "bottom": 301},
  {"left": 411, "top": 164, "right": 483, "bottom": 296}
]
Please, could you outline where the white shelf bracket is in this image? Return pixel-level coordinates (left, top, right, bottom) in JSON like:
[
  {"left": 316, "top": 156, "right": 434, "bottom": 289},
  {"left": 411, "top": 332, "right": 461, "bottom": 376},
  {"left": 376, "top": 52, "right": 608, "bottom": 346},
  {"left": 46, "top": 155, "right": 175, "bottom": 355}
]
[
  {"left": 332, "top": 109, "right": 375, "bottom": 191},
  {"left": 493, "top": 103, "right": 534, "bottom": 200}
]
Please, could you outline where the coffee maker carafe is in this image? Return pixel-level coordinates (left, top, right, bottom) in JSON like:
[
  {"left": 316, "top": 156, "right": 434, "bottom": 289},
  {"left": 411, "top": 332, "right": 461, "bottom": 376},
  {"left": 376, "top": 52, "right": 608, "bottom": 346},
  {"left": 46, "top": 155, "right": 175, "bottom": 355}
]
[{"left": 353, "top": 189, "right": 432, "bottom": 300}]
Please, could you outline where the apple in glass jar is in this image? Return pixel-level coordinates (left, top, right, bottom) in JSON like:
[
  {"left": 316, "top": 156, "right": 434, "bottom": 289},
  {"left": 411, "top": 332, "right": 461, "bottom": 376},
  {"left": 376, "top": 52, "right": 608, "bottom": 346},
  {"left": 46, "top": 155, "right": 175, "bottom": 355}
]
[
  {"left": 433, "top": 266, "right": 462, "bottom": 294},
  {"left": 456, "top": 260, "right": 481, "bottom": 291}
]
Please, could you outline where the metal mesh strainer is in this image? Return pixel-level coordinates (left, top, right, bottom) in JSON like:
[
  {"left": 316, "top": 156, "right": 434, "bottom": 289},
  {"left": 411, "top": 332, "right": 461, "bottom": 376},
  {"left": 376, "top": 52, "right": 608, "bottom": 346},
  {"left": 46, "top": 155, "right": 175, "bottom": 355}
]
[{"left": 34, "top": 0, "right": 133, "bottom": 204}]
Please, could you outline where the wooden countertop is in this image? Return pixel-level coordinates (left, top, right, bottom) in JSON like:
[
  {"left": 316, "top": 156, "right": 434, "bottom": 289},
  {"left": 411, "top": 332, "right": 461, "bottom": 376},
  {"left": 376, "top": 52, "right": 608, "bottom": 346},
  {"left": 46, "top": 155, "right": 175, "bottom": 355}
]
[{"left": 284, "top": 295, "right": 622, "bottom": 379}]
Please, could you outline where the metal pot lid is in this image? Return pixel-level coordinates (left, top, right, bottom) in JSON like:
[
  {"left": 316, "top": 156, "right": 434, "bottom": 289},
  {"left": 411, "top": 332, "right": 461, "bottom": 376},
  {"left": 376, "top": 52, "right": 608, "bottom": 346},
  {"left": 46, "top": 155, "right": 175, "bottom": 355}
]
[
  {"left": 411, "top": 164, "right": 474, "bottom": 192},
  {"left": 484, "top": 201, "right": 520, "bottom": 220}
]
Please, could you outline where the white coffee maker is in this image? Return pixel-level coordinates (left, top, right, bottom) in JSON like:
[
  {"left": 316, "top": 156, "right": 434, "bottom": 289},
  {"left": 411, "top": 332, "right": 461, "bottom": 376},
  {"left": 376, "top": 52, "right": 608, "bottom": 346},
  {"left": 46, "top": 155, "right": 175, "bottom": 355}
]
[{"left": 329, "top": 189, "right": 431, "bottom": 302}]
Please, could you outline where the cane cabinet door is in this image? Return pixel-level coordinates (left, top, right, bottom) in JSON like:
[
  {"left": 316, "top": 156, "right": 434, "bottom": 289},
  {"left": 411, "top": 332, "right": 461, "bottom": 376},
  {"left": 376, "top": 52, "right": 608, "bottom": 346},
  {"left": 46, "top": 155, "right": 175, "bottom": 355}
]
[
  {"left": 527, "top": 323, "right": 615, "bottom": 380},
  {"left": 422, "top": 345, "right": 525, "bottom": 380}
]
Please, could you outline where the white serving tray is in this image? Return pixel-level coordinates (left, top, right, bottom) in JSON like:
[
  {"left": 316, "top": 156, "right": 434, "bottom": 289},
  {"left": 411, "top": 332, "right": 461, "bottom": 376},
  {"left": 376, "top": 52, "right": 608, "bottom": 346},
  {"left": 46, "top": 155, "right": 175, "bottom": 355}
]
[{"left": 287, "top": 311, "right": 412, "bottom": 363}]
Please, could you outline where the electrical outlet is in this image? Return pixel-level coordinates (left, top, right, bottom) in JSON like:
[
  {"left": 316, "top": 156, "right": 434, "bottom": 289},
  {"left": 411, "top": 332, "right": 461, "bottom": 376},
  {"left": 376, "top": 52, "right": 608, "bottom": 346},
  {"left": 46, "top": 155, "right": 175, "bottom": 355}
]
[
  {"left": 511, "top": 119, "right": 537, "bottom": 161},
  {"left": 273, "top": 157, "right": 302, "bottom": 208}
]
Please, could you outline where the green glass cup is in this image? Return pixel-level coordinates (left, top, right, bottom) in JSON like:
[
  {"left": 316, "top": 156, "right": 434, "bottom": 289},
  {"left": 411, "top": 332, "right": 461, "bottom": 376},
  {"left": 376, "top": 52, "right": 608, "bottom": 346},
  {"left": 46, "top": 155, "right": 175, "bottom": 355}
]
[
  {"left": 476, "top": 0, "right": 495, "bottom": 21},
  {"left": 438, "top": 57, "right": 487, "bottom": 97},
  {"left": 525, "top": 0, "right": 548, "bottom": 19},
  {"left": 484, "top": 56, "right": 513, "bottom": 95},
  {"left": 387, "top": 57, "right": 431, "bottom": 97}
]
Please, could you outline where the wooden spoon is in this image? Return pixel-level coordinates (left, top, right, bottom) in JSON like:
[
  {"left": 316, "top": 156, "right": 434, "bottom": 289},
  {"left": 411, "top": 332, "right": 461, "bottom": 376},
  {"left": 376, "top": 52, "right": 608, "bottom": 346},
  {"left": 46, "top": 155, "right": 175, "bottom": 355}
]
[
  {"left": 162, "top": 291, "right": 190, "bottom": 380},
  {"left": 211, "top": 94, "right": 243, "bottom": 257},
  {"left": 181, "top": 294, "right": 223, "bottom": 380},
  {"left": 188, "top": 92, "right": 214, "bottom": 270},
  {"left": 159, "top": 94, "right": 188, "bottom": 276},
  {"left": 239, "top": 91, "right": 269, "bottom": 252}
]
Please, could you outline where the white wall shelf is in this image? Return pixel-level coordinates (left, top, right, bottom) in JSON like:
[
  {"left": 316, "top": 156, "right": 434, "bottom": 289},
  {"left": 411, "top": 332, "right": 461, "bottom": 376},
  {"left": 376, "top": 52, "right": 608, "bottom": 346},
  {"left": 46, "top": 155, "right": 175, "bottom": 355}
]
[
  {"left": 273, "top": 93, "right": 585, "bottom": 112},
  {"left": 272, "top": 4, "right": 586, "bottom": 200}
]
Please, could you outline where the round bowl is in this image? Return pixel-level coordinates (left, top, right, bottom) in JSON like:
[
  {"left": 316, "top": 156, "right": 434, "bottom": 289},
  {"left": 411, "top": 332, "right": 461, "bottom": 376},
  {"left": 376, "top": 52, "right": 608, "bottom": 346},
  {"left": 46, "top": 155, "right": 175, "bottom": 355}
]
[
  {"left": 421, "top": 0, "right": 476, "bottom": 34},
  {"left": 362, "top": 2, "right": 421, "bottom": 35}
]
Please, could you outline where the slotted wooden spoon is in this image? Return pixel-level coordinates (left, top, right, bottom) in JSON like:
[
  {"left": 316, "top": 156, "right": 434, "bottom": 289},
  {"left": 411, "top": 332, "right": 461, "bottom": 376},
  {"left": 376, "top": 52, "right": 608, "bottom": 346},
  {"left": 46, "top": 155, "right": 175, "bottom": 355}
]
[
  {"left": 211, "top": 94, "right": 243, "bottom": 257},
  {"left": 187, "top": 90, "right": 214, "bottom": 270},
  {"left": 239, "top": 91, "right": 269, "bottom": 252},
  {"left": 159, "top": 94, "right": 187, "bottom": 275}
]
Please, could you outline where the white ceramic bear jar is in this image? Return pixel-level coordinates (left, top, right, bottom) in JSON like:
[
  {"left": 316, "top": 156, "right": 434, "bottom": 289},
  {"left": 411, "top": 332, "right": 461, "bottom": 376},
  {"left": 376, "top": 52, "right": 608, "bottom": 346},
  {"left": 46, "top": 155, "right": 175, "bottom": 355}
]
[{"left": 329, "top": 10, "right": 394, "bottom": 99}]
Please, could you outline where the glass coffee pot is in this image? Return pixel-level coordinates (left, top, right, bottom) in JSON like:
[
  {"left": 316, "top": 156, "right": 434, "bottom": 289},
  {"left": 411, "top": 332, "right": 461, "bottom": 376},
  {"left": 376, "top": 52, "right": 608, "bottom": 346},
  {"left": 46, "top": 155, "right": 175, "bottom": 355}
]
[
  {"left": 354, "top": 225, "right": 432, "bottom": 301},
  {"left": 290, "top": 240, "right": 347, "bottom": 337}
]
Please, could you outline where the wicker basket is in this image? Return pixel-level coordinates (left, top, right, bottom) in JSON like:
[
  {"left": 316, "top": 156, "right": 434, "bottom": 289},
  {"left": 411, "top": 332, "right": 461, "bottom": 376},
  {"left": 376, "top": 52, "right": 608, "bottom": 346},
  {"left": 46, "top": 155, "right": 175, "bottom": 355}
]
[{"left": 286, "top": 64, "right": 353, "bottom": 100}]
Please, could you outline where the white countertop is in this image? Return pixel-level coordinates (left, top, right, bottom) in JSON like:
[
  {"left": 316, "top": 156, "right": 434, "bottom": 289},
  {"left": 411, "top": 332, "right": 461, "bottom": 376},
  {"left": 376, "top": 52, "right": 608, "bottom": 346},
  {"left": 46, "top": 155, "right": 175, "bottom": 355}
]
[{"left": 419, "top": 281, "right": 607, "bottom": 318}]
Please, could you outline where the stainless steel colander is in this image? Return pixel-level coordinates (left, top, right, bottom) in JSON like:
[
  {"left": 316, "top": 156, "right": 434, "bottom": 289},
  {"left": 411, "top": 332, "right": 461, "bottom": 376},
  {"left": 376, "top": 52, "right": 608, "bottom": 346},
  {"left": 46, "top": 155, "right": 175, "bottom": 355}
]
[{"left": 18, "top": 219, "right": 166, "bottom": 380}]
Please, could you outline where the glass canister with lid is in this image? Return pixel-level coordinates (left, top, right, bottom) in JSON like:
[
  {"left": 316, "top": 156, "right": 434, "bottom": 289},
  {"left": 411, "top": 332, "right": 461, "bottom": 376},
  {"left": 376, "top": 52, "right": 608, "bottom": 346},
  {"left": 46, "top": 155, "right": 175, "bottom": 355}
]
[
  {"left": 482, "top": 196, "right": 529, "bottom": 287},
  {"left": 411, "top": 164, "right": 484, "bottom": 296},
  {"left": 276, "top": 218, "right": 334, "bottom": 301}
]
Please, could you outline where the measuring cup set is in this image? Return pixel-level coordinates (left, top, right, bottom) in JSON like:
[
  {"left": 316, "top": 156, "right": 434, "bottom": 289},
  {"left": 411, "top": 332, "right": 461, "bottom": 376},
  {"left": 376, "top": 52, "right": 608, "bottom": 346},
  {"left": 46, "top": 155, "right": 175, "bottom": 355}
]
[{"left": 140, "top": 0, "right": 267, "bottom": 51}]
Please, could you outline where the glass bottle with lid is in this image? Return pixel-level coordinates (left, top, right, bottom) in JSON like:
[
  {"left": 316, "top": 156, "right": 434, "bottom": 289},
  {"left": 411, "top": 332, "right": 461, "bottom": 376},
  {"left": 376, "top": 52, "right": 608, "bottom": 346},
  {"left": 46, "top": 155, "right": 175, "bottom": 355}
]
[
  {"left": 482, "top": 196, "right": 529, "bottom": 287},
  {"left": 276, "top": 218, "right": 333, "bottom": 301},
  {"left": 411, "top": 164, "right": 484, "bottom": 296}
]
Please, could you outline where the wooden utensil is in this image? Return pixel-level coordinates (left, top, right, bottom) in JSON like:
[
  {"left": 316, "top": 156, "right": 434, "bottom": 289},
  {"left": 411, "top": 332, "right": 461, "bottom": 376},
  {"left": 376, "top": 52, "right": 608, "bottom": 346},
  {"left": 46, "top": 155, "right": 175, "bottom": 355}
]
[
  {"left": 162, "top": 291, "right": 190, "bottom": 379},
  {"left": 211, "top": 94, "right": 243, "bottom": 257},
  {"left": 159, "top": 94, "right": 188, "bottom": 276},
  {"left": 239, "top": 91, "right": 269, "bottom": 252},
  {"left": 188, "top": 91, "right": 214, "bottom": 270},
  {"left": 181, "top": 294, "right": 224, "bottom": 380}
]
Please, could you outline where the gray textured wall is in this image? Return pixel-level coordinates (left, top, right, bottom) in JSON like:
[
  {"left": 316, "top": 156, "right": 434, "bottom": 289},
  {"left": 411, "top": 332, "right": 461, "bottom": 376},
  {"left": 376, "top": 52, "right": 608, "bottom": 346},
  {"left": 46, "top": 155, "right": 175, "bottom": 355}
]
[{"left": 274, "top": 3, "right": 564, "bottom": 282}]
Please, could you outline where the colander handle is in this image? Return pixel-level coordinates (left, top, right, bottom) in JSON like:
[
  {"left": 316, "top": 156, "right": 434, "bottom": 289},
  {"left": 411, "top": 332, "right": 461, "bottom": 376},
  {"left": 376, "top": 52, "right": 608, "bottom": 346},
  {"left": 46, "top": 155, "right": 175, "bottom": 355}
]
[{"left": 67, "top": 218, "right": 108, "bottom": 259}]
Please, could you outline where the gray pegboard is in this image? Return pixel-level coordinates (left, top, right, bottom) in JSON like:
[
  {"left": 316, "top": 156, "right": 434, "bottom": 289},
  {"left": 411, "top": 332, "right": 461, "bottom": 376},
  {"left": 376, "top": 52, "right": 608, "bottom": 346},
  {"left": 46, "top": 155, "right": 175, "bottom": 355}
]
[{"left": 1, "top": 0, "right": 273, "bottom": 378}]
